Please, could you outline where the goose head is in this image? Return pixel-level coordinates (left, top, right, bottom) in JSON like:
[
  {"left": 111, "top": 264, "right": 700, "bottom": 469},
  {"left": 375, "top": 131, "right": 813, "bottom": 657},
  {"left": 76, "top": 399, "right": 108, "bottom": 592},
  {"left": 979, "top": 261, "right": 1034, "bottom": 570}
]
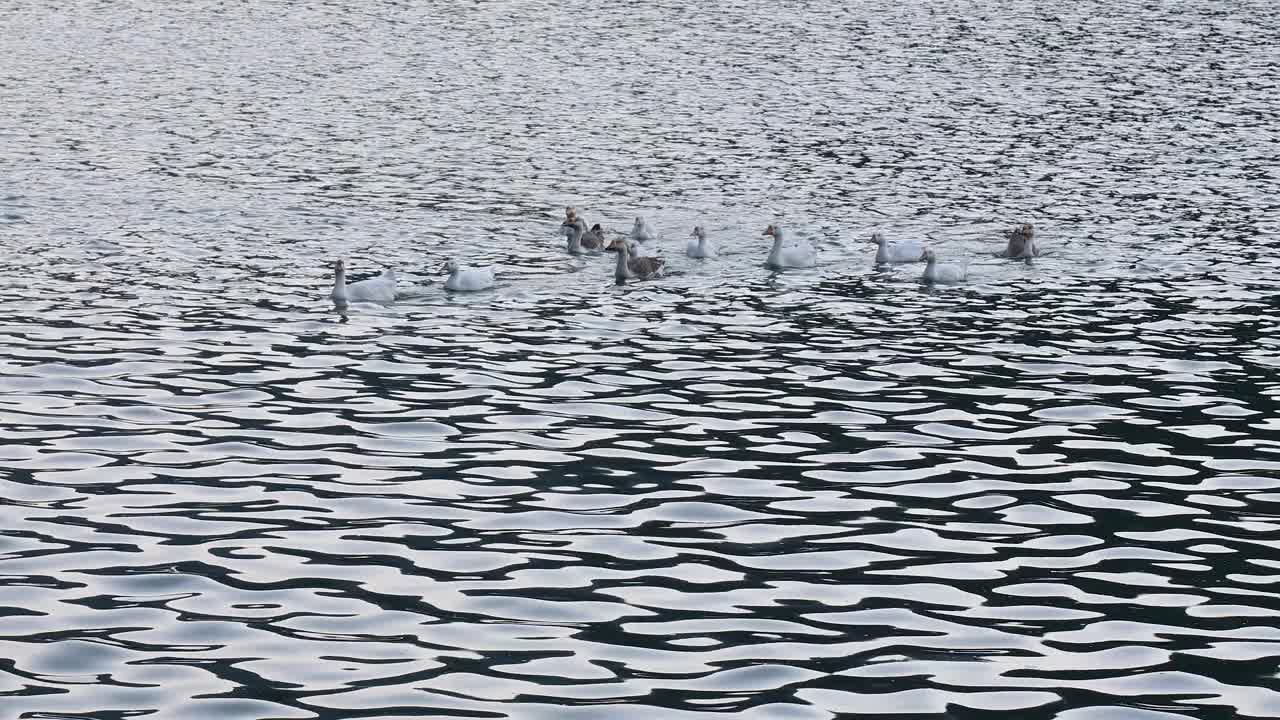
[
  {"left": 606, "top": 238, "right": 629, "bottom": 254},
  {"left": 763, "top": 224, "right": 784, "bottom": 241},
  {"left": 920, "top": 248, "right": 937, "bottom": 263},
  {"left": 870, "top": 232, "right": 885, "bottom": 246},
  {"left": 1005, "top": 223, "right": 1034, "bottom": 240},
  {"left": 692, "top": 226, "right": 706, "bottom": 241},
  {"left": 332, "top": 259, "right": 346, "bottom": 274},
  {"left": 441, "top": 259, "right": 460, "bottom": 274},
  {"left": 565, "top": 206, "right": 577, "bottom": 221},
  {"left": 591, "top": 223, "right": 605, "bottom": 235},
  {"left": 563, "top": 216, "right": 587, "bottom": 239}
]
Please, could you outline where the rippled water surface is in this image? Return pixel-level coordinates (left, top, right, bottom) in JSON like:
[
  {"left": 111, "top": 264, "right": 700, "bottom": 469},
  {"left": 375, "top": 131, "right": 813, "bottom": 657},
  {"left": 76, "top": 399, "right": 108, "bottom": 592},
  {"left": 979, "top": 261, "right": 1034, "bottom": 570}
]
[{"left": 3, "top": 0, "right": 1280, "bottom": 717}]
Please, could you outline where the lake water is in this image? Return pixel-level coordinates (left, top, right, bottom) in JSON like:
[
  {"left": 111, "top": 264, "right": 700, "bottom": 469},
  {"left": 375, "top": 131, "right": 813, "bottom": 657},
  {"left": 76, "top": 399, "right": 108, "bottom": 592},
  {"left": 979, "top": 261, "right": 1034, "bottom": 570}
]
[{"left": 3, "top": 0, "right": 1280, "bottom": 718}]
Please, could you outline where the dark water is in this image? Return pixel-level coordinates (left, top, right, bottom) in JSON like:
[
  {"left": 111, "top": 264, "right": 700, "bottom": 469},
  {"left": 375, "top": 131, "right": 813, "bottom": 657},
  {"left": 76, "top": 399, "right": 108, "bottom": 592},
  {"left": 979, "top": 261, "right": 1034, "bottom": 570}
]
[{"left": 3, "top": 0, "right": 1280, "bottom": 718}]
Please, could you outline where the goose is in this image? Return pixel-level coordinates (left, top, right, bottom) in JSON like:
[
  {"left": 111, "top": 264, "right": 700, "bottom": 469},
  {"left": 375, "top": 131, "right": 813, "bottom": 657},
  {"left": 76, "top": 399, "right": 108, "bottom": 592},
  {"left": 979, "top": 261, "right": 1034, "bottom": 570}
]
[
  {"left": 442, "top": 259, "right": 495, "bottom": 291},
  {"left": 563, "top": 216, "right": 605, "bottom": 254},
  {"left": 1001, "top": 223, "right": 1039, "bottom": 258},
  {"left": 331, "top": 259, "right": 396, "bottom": 310},
  {"left": 871, "top": 232, "right": 926, "bottom": 264},
  {"left": 762, "top": 224, "right": 817, "bottom": 268},
  {"left": 587, "top": 223, "right": 608, "bottom": 248},
  {"left": 687, "top": 226, "right": 717, "bottom": 258},
  {"left": 921, "top": 248, "right": 968, "bottom": 284},
  {"left": 607, "top": 238, "right": 664, "bottom": 281},
  {"left": 631, "top": 217, "right": 655, "bottom": 244}
]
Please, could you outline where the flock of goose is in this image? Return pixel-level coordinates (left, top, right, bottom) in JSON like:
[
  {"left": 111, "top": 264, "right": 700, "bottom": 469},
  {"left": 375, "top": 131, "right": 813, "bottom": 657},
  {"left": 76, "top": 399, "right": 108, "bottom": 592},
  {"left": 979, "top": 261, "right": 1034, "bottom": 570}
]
[{"left": 329, "top": 207, "right": 1041, "bottom": 311}]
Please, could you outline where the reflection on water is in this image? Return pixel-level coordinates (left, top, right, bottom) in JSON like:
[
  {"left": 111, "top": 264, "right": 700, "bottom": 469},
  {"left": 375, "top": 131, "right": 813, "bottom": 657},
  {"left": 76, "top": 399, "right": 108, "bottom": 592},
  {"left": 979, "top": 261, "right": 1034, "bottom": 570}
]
[{"left": 2, "top": 0, "right": 1279, "bottom": 717}]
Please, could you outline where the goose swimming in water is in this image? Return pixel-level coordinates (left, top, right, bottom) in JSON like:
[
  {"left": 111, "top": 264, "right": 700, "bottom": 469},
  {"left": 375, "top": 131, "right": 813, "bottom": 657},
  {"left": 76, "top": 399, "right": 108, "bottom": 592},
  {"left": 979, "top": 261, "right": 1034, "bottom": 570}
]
[
  {"left": 871, "top": 232, "right": 926, "bottom": 265},
  {"left": 331, "top": 259, "right": 396, "bottom": 310},
  {"left": 587, "top": 223, "right": 608, "bottom": 248},
  {"left": 442, "top": 259, "right": 495, "bottom": 291},
  {"left": 563, "top": 216, "right": 605, "bottom": 254},
  {"left": 762, "top": 224, "right": 817, "bottom": 268},
  {"left": 607, "top": 238, "right": 664, "bottom": 281},
  {"left": 921, "top": 248, "right": 968, "bottom": 284},
  {"left": 687, "top": 226, "right": 717, "bottom": 258},
  {"left": 1001, "top": 223, "right": 1039, "bottom": 258},
  {"left": 631, "top": 217, "right": 655, "bottom": 244}
]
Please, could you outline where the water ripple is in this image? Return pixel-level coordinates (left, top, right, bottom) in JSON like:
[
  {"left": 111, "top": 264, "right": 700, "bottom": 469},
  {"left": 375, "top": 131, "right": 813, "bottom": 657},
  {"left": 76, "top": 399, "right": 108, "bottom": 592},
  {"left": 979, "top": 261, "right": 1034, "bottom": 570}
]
[{"left": 3, "top": 0, "right": 1280, "bottom": 717}]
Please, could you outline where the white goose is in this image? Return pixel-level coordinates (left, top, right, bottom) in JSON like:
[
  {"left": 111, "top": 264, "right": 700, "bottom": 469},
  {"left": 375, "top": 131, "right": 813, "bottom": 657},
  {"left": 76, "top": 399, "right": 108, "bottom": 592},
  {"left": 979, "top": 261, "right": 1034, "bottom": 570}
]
[
  {"left": 686, "top": 226, "right": 717, "bottom": 258},
  {"left": 331, "top": 259, "right": 396, "bottom": 310},
  {"left": 442, "top": 259, "right": 495, "bottom": 292},
  {"left": 763, "top": 224, "right": 817, "bottom": 268},
  {"left": 872, "top": 232, "right": 926, "bottom": 264},
  {"left": 631, "top": 217, "right": 655, "bottom": 244},
  {"left": 921, "top": 248, "right": 968, "bottom": 284}
]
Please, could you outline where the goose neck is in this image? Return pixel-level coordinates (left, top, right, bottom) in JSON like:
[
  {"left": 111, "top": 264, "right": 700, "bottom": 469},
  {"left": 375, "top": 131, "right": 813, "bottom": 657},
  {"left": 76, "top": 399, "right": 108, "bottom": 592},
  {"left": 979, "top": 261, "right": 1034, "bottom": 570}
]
[{"left": 768, "top": 234, "right": 785, "bottom": 261}]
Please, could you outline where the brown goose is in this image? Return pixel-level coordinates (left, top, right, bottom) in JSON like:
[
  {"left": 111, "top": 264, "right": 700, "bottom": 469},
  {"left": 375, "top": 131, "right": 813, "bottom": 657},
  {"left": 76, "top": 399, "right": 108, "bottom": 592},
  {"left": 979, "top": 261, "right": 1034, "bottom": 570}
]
[
  {"left": 563, "top": 216, "right": 605, "bottom": 254},
  {"left": 1002, "top": 223, "right": 1039, "bottom": 258},
  {"left": 585, "top": 223, "right": 608, "bottom": 249},
  {"left": 607, "top": 238, "right": 664, "bottom": 281}
]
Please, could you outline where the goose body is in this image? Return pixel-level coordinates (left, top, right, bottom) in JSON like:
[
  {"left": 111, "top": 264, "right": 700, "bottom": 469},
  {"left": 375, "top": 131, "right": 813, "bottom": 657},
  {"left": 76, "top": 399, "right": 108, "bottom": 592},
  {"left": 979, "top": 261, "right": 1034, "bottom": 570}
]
[
  {"left": 687, "top": 226, "right": 717, "bottom": 258},
  {"left": 762, "top": 224, "right": 817, "bottom": 268},
  {"left": 442, "top": 260, "right": 495, "bottom": 292},
  {"left": 1001, "top": 223, "right": 1039, "bottom": 258},
  {"left": 586, "top": 223, "right": 608, "bottom": 249},
  {"left": 631, "top": 217, "right": 655, "bottom": 244},
  {"left": 331, "top": 260, "right": 396, "bottom": 309},
  {"left": 872, "top": 232, "right": 926, "bottom": 264},
  {"left": 608, "top": 239, "right": 664, "bottom": 281},
  {"left": 921, "top": 248, "right": 967, "bottom": 284}
]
